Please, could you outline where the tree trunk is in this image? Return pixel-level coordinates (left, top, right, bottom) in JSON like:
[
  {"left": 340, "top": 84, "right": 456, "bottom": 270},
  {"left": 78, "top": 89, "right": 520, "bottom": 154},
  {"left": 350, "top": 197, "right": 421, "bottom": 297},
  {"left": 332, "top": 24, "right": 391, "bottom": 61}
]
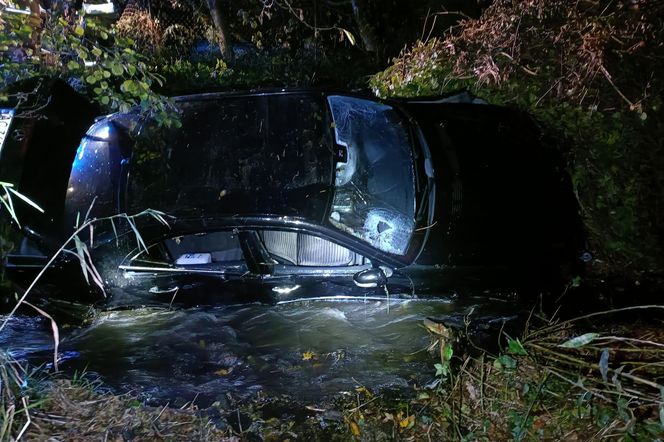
[{"left": 206, "top": 0, "right": 232, "bottom": 59}]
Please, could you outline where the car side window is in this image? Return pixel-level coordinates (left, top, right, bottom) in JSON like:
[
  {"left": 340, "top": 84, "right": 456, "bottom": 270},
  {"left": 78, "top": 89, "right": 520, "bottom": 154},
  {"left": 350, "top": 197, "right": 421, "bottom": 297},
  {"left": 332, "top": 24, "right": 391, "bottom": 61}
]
[
  {"left": 163, "top": 231, "right": 246, "bottom": 272},
  {"left": 258, "top": 230, "right": 368, "bottom": 267},
  {"left": 125, "top": 231, "right": 247, "bottom": 274}
]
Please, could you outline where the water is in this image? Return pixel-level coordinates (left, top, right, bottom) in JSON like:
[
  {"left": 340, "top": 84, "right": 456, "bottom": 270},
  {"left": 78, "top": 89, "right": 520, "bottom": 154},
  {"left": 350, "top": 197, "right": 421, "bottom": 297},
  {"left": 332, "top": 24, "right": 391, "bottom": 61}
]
[{"left": 0, "top": 297, "right": 515, "bottom": 406}]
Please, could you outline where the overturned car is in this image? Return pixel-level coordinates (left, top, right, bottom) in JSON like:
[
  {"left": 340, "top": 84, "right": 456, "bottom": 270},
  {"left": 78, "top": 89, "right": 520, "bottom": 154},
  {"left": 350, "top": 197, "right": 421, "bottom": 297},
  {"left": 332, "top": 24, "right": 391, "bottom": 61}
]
[{"left": 1, "top": 79, "right": 584, "bottom": 306}]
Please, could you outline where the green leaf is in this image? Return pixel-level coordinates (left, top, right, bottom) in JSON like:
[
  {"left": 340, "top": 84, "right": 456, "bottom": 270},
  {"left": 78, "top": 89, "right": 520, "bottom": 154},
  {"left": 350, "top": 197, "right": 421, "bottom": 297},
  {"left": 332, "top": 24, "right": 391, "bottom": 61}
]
[
  {"left": 67, "top": 60, "right": 79, "bottom": 70},
  {"left": 495, "top": 355, "right": 516, "bottom": 370},
  {"left": 111, "top": 63, "right": 123, "bottom": 76},
  {"left": 434, "top": 362, "right": 448, "bottom": 377},
  {"left": 92, "top": 47, "right": 103, "bottom": 57},
  {"left": 120, "top": 80, "right": 135, "bottom": 93},
  {"left": 85, "top": 75, "right": 97, "bottom": 84},
  {"left": 560, "top": 333, "right": 600, "bottom": 349},
  {"left": 74, "top": 26, "right": 85, "bottom": 37},
  {"left": 443, "top": 343, "right": 453, "bottom": 361},
  {"left": 507, "top": 338, "right": 528, "bottom": 356},
  {"left": 100, "top": 96, "right": 109, "bottom": 105}
]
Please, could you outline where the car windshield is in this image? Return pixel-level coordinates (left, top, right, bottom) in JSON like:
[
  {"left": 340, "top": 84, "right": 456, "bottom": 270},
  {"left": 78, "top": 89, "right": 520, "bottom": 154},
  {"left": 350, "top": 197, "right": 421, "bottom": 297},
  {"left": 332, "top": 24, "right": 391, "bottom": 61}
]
[{"left": 327, "top": 96, "right": 415, "bottom": 255}]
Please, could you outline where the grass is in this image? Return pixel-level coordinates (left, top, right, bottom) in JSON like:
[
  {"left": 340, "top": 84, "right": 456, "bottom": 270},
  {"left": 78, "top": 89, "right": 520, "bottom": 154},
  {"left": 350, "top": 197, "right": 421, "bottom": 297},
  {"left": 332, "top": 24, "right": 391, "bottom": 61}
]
[
  {"left": 1, "top": 373, "right": 229, "bottom": 441},
  {"left": 310, "top": 306, "right": 664, "bottom": 441}
]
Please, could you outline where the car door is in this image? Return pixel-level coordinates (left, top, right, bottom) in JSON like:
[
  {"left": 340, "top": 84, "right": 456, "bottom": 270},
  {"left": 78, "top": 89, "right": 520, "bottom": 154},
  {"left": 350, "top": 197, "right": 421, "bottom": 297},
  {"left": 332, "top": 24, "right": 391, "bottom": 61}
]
[
  {"left": 117, "top": 230, "right": 267, "bottom": 307},
  {"left": 251, "top": 228, "right": 398, "bottom": 303}
]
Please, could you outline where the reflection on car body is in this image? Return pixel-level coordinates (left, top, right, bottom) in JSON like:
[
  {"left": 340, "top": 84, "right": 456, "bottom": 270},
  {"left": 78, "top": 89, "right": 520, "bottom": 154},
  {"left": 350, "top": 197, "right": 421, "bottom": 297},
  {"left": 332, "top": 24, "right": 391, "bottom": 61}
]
[{"left": 0, "top": 79, "right": 585, "bottom": 306}]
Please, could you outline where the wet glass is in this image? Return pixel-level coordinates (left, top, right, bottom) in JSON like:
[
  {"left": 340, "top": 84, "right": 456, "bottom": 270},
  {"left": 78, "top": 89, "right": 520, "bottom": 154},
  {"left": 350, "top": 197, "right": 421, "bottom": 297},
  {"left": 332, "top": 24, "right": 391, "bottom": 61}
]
[{"left": 327, "top": 96, "right": 416, "bottom": 255}]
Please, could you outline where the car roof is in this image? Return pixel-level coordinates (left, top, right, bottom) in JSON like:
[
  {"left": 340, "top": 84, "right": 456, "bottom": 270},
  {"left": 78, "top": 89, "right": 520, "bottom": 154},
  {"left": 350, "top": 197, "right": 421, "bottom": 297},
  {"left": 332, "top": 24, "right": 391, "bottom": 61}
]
[{"left": 125, "top": 92, "right": 335, "bottom": 223}]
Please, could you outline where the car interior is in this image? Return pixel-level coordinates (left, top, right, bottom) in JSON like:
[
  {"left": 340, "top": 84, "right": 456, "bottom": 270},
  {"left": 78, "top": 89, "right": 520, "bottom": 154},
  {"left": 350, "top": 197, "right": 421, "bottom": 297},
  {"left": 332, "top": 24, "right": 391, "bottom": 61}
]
[
  {"left": 159, "top": 230, "right": 368, "bottom": 271},
  {"left": 258, "top": 230, "right": 368, "bottom": 267}
]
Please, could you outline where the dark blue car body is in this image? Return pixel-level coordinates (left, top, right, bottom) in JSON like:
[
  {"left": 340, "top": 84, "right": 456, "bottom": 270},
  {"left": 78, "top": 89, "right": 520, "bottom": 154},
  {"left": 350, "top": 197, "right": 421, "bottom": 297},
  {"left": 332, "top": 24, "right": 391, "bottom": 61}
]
[{"left": 1, "top": 79, "right": 584, "bottom": 306}]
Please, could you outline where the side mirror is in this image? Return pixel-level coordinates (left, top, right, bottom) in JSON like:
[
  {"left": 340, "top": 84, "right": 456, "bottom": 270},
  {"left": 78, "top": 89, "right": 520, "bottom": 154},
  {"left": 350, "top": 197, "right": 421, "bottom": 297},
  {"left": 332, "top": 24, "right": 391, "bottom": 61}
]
[{"left": 353, "top": 267, "right": 387, "bottom": 288}]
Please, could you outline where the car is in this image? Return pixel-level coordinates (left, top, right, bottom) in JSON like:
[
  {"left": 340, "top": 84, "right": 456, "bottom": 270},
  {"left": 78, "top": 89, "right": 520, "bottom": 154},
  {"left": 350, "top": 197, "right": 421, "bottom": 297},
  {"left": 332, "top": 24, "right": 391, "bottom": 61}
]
[{"left": 1, "top": 78, "right": 585, "bottom": 306}]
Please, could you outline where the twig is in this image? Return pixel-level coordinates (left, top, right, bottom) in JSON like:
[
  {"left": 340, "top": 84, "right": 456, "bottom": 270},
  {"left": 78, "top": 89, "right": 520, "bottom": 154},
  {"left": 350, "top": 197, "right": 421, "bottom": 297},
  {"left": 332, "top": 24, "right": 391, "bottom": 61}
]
[
  {"left": 600, "top": 65, "right": 634, "bottom": 108},
  {"left": 346, "top": 395, "right": 379, "bottom": 413},
  {"left": 595, "top": 336, "right": 664, "bottom": 348},
  {"left": 15, "top": 397, "right": 31, "bottom": 441},
  {"left": 528, "top": 305, "right": 664, "bottom": 339},
  {"left": 530, "top": 343, "right": 664, "bottom": 391}
]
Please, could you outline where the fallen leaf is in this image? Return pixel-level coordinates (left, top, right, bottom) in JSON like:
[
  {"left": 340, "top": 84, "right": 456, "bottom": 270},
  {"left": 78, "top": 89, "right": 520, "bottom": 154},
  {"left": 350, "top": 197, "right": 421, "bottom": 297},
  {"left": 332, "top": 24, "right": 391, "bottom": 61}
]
[
  {"left": 399, "top": 414, "right": 415, "bottom": 429},
  {"left": 560, "top": 333, "right": 600, "bottom": 348},
  {"left": 215, "top": 368, "right": 230, "bottom": 376},
  {"left": 302, "top": 351, "right": 315, "bottom": 361},
  {"left": 350, "top": 421, "right": 361, "bottom": 436}
]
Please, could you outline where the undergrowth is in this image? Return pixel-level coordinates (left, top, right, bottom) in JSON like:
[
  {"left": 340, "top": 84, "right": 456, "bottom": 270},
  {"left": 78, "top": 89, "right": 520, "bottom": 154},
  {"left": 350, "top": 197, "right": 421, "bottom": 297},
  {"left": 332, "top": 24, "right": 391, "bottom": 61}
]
[{"left": 370, "top": 0, "right": 664, "bottom": 278}]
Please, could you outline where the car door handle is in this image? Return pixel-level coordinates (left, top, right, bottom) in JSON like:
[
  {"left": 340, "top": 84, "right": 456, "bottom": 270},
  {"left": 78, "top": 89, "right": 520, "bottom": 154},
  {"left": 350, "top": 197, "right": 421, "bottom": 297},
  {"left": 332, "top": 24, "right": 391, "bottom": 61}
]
[{"left": 149, "top": 285, "right": 179, "bottom": 295}]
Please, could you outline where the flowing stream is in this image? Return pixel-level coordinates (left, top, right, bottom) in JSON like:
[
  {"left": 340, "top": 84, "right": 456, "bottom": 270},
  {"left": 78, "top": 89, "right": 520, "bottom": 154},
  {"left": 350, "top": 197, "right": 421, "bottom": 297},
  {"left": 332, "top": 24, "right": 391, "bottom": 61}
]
[{"left": 0, "top": 296, "right": 518, "bottom": 407}]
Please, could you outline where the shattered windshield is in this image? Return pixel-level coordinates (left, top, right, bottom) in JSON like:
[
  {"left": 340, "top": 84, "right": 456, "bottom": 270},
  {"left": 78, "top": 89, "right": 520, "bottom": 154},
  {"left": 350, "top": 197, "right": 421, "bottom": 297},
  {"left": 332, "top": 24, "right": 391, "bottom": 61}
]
[{"left": 327, "top": 95, "right": 415, "bottom": 255}]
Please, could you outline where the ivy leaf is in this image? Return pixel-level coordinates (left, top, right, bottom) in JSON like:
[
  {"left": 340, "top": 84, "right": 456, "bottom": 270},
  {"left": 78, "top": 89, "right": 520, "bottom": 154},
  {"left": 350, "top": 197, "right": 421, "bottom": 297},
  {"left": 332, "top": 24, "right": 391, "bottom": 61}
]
[
  {"left": 74, "top": 25, "right": 85, "bottom": 37},
  {"left": 560, "top": 333, "right": 600, "bottom": 349}
]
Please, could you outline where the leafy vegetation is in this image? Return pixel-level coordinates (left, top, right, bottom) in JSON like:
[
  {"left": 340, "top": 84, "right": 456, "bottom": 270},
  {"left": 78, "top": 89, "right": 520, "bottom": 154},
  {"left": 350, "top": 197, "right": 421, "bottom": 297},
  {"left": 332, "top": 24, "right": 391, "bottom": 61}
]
[
  {"left": 1, "top": 0, "right": 663, "bottom": 439},
  {"left": 371, "top": 0, "right": 664, "bottom": 277},
  {"left": 0, "top": 8, "right": 179, "bottom": 127}
]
